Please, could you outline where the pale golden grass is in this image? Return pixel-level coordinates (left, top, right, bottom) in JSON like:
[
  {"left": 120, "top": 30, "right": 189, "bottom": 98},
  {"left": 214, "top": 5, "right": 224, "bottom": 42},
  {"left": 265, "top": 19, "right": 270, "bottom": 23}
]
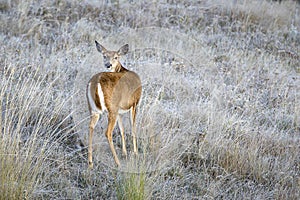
[
  {"left": 0, "top": 66, "right": 75, "bottom": 199},
  {"left": 0, "top": 0, "right": 299, "bottom": 199}
]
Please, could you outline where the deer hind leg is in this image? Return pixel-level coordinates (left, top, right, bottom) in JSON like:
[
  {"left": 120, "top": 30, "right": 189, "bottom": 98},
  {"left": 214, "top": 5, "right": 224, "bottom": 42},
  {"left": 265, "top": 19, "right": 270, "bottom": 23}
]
[
  {"left": 88, "top": 113, "right": 100, "bottom": 169},
  {"left": 117, "top": 116, "right": 127, "bottom": 158},
  {"left": 131, "top": 105, "right": 138, "bottom": 155},
  {"left": 106, "top": 113, "right": 120, "bottom": 166}
]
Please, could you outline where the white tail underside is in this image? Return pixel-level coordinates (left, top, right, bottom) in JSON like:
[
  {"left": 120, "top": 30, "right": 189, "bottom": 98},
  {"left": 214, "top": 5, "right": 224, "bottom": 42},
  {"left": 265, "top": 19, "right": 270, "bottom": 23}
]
[{"left": 87, "top": 83, "right": 107, "bottom": 114}]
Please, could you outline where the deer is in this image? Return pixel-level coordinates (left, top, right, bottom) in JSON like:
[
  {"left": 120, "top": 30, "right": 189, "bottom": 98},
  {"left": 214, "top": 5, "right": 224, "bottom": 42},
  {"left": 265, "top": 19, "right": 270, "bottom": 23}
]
[{"left": 86, "top": 41, "right": 142, "bottom": 168}]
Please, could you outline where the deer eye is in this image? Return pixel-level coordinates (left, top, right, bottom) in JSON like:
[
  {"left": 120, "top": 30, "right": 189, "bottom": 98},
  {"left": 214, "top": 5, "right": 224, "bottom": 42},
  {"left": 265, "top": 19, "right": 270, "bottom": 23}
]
[{"left": 114, "top": 57, "right": 118, "bottom": 60}]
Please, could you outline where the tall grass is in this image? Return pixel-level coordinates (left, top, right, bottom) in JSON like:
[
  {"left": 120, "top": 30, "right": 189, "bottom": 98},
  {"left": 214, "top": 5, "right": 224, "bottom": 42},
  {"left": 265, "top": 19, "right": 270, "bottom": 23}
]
[
  {"left": 0, "top": 0, "right": 299, "bottom": 199},
  {"left": 0, "top": 65, "right": 72, "bottom": 199}
]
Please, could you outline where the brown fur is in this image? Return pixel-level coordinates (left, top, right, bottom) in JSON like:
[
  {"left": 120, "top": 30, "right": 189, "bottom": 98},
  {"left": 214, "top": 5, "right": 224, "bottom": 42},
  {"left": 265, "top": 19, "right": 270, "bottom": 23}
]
[{"left": 87, "top": 42, "right": 142, "bottom": 168}]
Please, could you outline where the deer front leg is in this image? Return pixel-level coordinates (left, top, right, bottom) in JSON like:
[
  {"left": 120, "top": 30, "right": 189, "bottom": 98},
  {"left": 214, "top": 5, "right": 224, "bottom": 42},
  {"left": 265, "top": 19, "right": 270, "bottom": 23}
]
[
  {"left": 106, "top": 114, "right": 120, "bottom": 167},
  {"left": 88, "top": 113, "right": 100, "bottom": 169}
]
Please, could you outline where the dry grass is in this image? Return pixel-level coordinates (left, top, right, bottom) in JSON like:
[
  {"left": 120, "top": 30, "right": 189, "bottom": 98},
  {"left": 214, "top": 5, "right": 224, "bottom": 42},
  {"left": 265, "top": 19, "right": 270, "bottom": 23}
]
[
  {"left": 1, "top": 0, "right": 299, "bottom": 199},
  {"left": 0, "top": 66, "right": 75, "bottom": 199}
]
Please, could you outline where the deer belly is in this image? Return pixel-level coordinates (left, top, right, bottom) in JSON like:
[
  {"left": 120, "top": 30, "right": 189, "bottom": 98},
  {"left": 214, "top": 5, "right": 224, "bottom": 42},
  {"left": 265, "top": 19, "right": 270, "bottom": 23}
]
[{"left": 118, "top": 108, "right": 130, "bottom": 114}]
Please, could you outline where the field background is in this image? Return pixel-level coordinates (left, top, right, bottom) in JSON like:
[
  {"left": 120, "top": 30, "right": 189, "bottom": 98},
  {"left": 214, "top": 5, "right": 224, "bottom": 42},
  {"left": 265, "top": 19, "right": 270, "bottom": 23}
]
[{"left": 1, "top": 0, "right": 299, "bottom": 199}]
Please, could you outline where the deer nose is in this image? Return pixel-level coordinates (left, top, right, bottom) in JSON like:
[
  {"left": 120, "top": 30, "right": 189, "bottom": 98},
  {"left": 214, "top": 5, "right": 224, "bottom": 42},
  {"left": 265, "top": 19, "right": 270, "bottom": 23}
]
[{"left": 105, "top": 63, "right": 112, "bottom": 68}]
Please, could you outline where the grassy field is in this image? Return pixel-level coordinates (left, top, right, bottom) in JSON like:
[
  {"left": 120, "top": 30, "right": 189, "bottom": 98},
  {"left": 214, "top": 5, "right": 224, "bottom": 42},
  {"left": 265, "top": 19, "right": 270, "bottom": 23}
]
[{"left": 1, "top": 0, "right": 299, "bottom": 199}]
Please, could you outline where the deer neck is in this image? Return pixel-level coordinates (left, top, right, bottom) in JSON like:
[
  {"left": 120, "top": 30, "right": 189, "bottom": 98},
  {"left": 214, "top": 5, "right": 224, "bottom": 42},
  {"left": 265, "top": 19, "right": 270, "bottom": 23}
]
[{"left": 113, "top": 62, "right": 128, "bottom": 73}]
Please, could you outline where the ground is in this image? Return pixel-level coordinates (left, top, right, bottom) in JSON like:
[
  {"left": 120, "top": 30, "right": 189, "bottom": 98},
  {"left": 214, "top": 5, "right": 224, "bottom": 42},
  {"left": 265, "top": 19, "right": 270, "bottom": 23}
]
[{"left": 0, "top": 0, "right": 299, "bottom": 199}]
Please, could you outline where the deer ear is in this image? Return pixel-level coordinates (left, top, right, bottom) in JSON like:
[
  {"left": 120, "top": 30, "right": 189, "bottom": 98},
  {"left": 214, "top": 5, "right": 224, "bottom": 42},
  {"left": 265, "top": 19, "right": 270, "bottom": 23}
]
[
  {"left": 95, "top": 41, "right": 107, "bottom": 54},
  {"left": 118, "top": 44, "right": 129, "bottom": 55}
]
